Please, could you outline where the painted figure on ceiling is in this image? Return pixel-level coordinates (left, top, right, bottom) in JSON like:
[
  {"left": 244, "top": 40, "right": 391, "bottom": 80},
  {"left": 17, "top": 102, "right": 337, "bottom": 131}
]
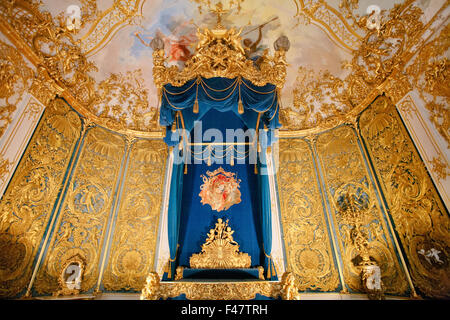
[
  {"left": 242, "top": 17, "right": 279, "bottom": 66},
  {"left": 136, "top": 18, "right": 197, "bottom": 66}
]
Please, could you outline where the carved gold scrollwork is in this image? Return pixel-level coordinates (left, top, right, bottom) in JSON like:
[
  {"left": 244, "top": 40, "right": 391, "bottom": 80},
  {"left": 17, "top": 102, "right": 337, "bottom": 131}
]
[
  {"left": 359, "top": 95, "right": 450, "bottom": 298},
  {"left": 0, "top": 99, "right": 81, "bottom": 298},
  {"left": 282, "top": 1, "right": 424, "bottom": 132},
  {"left": 278, "top": 138, "right": 340, "bottom": 291},
  {"left": 102, "top": 139, "right": 167, "bottom": 292},
  {"left": 316, "top": 125, "right": 408, "bottom": 295},
  {"left": 33, "top": 127, "right": 126, "bottom": 295},
  {"left": 0, "top": 0, "right": 162, "bottom": 134},
  {"left": 0, "top": 155, "right": 11, "bottom": 186},
  {"left": 152, "top": 26, "right": 288, "bottom": 89},
  {"left": 406, "top": 24, "right": 450, "bottom": 147},
  {"left": 189, "top": 218, "right": 251, "bottom": 269}
]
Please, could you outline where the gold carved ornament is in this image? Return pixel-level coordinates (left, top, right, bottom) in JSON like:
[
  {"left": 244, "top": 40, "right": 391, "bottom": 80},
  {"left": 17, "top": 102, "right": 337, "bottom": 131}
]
[
  {"left": 336, "top": 190, "right": 385, "bottom": 299},
  {"left": 359, "top": 96, "right": 450, "bottom": 299},
  {"left": 53, "top": 254, "right": 86, "bottom": 297},
  {"left": 316, "top": 125, "right": 409, "bottom": 295},
  {"left": 0, "top": 99, "right": 81, "bottom": 298},
  {"left": 152, "top": 27, "right": 288, "bottom": 89},
  {"left": 150, "top": 1, "right": 289, "bottom": 91},
  {"left": 102, "top": 139, "right": 167, "bottom": 292},
  {"left": 293, "top": 0, "right": 363, "bottom": 51},
  {"left": 0, "top": 0, "right": 163, "bottom": 135},
  {"left": 140, "top": 270, "right": 301, "bottom": 300},
  {"left": 277, "top": 138, "right": 340, "bottom": 291},
  {"left": 280, "top": 1, "right": 425, "bottom": 132},
  {"left": 189, "top": 218, "right": 251, "bottom": 269},
  {"left": 0, "top": 156, "right": 11, "bottom": 186},
  {"left": 33, "top": 126, "right": 126, "bottom": 295},
  {"left": 406, "top": 23, "right": 450, "bottom": 148},
  {"left": 0, "top": 39, "right": 33, "bottom": 139}
]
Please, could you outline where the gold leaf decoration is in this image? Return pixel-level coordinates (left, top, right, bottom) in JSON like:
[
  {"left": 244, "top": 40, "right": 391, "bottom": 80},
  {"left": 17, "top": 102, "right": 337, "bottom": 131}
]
[
  {"left": 102, "top": 139, "right": 167, "bottom": 292},
  {"left": 359, "top": 95, "right": 450, "bottom": 298},
  {"left": 0, "top": 99, "right": 81, "bottom": 298},
  {"left": 0, "top": 39, "right": 33, "bottom": 138},
  {"left": 278, "top": 138, "right": 340, "bottom": 291},
  {"left": 282, "top": 2, "right": 424, "bottom": 131},
  {"left": 316, "top": 125, "right": 409, "bottom": 295},
  {"left": 33, "top": 127, "right": 125, "bottom": 295},
  {"left": 406, "top": 24, "right": 450, "bottom": 147},
  {"left": 189, "top": 218, "right": 251, "bottom": 269}
]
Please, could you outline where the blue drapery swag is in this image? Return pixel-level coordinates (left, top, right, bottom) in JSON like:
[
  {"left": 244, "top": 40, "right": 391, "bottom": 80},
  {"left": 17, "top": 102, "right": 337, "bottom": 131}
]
[
  {"left": 160, "top": 76, "right": 280, "bottom": 280},
  {"left": 159, "top": 77, "right": 281, "bottom": 147}
]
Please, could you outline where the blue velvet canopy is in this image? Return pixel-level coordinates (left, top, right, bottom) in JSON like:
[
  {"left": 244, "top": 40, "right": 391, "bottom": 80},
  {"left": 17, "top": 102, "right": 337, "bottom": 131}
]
[
  {"left": 160, "top": 77, "right": 281, "bottom": 146},
  {"left": 161, "top": 75, "right": 280, "bottom": 282}
]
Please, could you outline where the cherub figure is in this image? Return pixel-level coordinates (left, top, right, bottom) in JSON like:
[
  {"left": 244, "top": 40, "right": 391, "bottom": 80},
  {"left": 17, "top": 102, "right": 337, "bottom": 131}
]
[
  {"left": 203, "top": 228, "right": 216, "bottom": 249},
  {"left": 224, "top": 226, "right": 238, "bottom": 245},
  {"left": 280, "top": 272, "right": 300, "bottom": 300}
]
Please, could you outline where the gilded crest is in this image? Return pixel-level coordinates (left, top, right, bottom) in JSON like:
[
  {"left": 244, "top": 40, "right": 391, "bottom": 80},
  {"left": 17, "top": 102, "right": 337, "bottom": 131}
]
[
  {"left": 199, "top": 167, "right": 241, "bottom": 212},
  {"left": 189, "top": 218, "right": 251, "bottom": 269}
]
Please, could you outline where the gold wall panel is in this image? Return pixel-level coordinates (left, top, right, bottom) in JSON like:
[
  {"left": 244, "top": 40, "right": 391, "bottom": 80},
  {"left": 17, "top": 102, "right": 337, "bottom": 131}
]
[
  {"left": 0, "top": 99, "right": 81, "bottom": 297},
  {"left": 315, "top": 125, "right": 408, "bottom": 295},
  {"left": 278, "top": 138, "right": 340, "bottom": 291},
  {"left": 359, "top": 96, "right": 450, "bottom": 298},
  {"left": 102, "top": 139, "right": 167, "bottom": 291},
  {"left": 33, "top": 126, "right": 126, "bottom": 295}
]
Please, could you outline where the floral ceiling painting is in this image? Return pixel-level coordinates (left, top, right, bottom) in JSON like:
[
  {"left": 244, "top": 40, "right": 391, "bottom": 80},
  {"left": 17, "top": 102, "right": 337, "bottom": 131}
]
[{"left": 35, "top": 0, "right": 445, "bottom": 133}]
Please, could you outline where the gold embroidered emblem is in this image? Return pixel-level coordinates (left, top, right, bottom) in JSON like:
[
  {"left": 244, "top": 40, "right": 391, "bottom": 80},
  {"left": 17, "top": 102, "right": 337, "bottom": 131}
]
[{"left": 199, "top": 167, "right": 241, "bottom": 212}]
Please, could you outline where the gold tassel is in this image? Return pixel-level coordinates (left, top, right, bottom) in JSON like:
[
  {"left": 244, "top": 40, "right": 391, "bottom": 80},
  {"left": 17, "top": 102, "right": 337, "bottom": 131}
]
[
  {"left": 184, "top": 163, "right": 188, "bottom": 175},
  {"left": 254, "top": 164, "right": 258, "bottom": 174},
  {"left": 207, "top": 157, "right": 211, "bottom": 166},
  {"left": 230, "top": 154, "right": 234, "bottom": 166},
  {"left": 257, "top": 142, "right": 261, "bottom": 153},
  {"left": 238, "top": 99, "right": 244, "bottom": 114},
  {"left": 167, "top": 261, "right": 172, "bottom": 279},
  {"left": 171, "top": 120, "right": 176, "bottom": 132},
  {"left": 193, "top": 98, "right": 199, "bottom": 113}
]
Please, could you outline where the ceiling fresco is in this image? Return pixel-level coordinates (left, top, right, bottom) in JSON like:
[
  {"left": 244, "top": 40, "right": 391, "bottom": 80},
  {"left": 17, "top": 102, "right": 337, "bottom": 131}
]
[{"left": 32, "top": 0, "right": 445, "bottom": 132}]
